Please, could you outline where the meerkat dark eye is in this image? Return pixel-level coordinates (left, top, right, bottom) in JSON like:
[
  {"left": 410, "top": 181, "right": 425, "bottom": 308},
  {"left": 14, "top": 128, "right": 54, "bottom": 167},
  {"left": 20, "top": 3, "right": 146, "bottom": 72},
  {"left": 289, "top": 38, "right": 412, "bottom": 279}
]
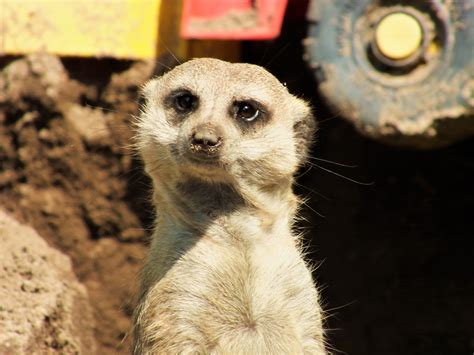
[
  {"left": 235, "top": 101, "right": 260, "bottom": 122},
  {"left": 173, "top": 92, "right": 198, "bottom": 113}
]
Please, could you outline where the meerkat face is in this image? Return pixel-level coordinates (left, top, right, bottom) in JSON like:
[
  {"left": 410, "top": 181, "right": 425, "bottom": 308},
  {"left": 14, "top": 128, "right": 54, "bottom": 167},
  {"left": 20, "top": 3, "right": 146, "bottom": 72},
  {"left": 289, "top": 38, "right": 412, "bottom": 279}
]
[{"left": 137, "top": 58, "right": 315, "bottom": 186}]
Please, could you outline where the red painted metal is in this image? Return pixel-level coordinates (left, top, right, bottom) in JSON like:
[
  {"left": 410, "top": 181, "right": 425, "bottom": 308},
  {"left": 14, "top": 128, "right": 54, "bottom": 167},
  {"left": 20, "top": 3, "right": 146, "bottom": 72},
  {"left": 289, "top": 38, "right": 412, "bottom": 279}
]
[{"left": 181, "top": 0, "right": 289, "bottom": 40}]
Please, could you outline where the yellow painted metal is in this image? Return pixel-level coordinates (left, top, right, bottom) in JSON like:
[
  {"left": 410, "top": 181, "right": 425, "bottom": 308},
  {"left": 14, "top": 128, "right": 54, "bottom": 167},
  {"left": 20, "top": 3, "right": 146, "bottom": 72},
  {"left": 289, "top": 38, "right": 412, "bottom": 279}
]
[
  {"left": 1, "top": 0, "right": 161, "bottom": 59},
  {"left": 1, "top": 0, "right": 241, "bottom": 61},
  {"left": 375, "top": 12, "right": 423, "bottom": 60}
]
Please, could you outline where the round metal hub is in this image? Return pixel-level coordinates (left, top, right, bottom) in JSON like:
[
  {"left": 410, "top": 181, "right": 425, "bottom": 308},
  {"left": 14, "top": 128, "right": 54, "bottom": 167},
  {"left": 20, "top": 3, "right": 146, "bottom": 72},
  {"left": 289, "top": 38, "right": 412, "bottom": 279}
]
[
  {"left": 375, "top": 12, "right": 423, "bottom": 60},
  {"left": 371, "top": 8, "right": 431, "bottom": 69}
]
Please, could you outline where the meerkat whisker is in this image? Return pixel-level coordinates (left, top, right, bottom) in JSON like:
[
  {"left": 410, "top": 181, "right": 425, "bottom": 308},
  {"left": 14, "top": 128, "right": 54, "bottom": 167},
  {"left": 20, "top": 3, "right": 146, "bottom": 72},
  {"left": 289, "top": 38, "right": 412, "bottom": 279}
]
[
  {"left": 264, "top": 41, "right": 291, "bottom": 67},
  {"left": 294, "top": 181, "right": 331, "bottom": 201},
  {"left": 316, "top": 116, "right": 341, "bottom": 125},
  {"left": 84, "top": 103, "right": 126, "bottom": 115},
  {"left": 305, "top": 161, "right": 373, "bottom": 186},
  {"left": 299, "top": 199, "right": 326, "bottom": 219},
  {"left": 307, "top": 156, "right": 358, "bottom": 168},
  {"left": 154, "top": 60, "right": 173, "bottom": 71},
  {"left": 156, "top": 37, "right": 181, "bottom": 65}
]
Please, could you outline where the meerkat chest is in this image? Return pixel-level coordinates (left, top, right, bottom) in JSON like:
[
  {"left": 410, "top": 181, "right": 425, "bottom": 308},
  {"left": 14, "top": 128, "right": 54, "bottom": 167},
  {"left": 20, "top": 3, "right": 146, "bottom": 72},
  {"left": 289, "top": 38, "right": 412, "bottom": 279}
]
[
  {"left": 153, "top": 230, "right": 317, "bottom": 323},
  {"left": 138, "top": 224, "right": 324, "bottom": 353},
  {"left": 140, "top": 231, "right": 322, "bottom": 353}
]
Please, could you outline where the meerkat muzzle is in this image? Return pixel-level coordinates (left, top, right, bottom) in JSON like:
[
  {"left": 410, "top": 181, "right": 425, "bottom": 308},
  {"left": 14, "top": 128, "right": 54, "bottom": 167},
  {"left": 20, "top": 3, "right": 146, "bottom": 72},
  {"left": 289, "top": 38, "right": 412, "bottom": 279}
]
[{"left": 189, "top": 124, "right": 223, "bottom": 157}]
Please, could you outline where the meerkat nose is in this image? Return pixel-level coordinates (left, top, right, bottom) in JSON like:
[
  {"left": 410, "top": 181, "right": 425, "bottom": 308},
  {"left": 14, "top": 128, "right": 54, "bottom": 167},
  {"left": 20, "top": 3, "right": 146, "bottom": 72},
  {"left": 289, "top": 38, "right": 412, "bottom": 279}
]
[{"left": 190, "top": 125, "right": 223, "bottom": 155}]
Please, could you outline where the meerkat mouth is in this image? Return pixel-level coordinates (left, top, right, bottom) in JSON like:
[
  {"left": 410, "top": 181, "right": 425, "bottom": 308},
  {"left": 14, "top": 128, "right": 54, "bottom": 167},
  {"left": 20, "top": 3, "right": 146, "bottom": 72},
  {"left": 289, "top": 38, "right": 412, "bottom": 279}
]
[
  {"left": 182, "top": 144, "right": 223, "bottom": 167},
  {"left": 180, "top": 150, "right": 220, "bottom": 169},
  {"left": 189, "top": 138, "right": 223, "bottom": 155},
  {"left": 180, "top": 152, "right": 231, "bottom": 183},
  {"left": 186, "top": 153, "right": 221, "bottom": 166}
]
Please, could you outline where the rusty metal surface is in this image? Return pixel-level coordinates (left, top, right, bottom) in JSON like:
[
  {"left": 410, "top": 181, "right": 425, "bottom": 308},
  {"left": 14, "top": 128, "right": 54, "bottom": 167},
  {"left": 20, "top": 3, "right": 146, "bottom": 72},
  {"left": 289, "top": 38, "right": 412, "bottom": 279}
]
[{"left": 305, "top": 0, "right": 474, "bottom": 148}]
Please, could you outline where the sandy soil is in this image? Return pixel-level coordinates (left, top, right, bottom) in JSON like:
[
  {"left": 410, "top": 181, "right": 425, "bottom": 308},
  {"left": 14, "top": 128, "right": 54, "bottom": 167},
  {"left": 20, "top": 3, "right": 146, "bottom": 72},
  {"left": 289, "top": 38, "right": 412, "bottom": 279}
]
[{"left": 0, "top": 53, "right": 159, "bottom": 354}]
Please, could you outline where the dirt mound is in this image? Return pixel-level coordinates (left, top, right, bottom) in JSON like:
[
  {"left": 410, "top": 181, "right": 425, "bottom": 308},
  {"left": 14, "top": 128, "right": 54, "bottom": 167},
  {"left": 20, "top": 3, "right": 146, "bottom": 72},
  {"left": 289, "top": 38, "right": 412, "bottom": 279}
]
[
  {"left": 0, "top": 54, "right": 158, "bottom": 353},
  {"left": 0, "top": 209, "right": 96, "bottom": 354}
]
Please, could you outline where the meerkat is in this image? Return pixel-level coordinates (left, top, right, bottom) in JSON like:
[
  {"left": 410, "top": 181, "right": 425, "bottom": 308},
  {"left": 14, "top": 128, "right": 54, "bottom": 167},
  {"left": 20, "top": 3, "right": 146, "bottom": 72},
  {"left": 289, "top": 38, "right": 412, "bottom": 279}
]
[{"left": 133, "top": 58, "right": 326, "bottom": 354}]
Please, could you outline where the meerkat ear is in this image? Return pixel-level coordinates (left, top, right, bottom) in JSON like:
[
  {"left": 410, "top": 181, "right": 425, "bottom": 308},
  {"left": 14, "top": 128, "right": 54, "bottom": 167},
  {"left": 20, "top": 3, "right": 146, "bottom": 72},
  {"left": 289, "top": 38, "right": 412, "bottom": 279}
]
[{"left": 292, "top": 98, "right": 317, "bottom": 162}]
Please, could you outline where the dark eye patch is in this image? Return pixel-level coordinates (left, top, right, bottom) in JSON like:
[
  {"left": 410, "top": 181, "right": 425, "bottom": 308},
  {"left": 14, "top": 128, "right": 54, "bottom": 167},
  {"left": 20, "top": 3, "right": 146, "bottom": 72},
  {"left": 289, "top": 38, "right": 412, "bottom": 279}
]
[
  {"left": 165, "top": 89, "right": 199, "bottom": 114},
  {"left": 235, "top": 101, "right": 259, "bottom": 122},
  {"left": 231, "top": 100, "right": 269, "bottom": 128}
]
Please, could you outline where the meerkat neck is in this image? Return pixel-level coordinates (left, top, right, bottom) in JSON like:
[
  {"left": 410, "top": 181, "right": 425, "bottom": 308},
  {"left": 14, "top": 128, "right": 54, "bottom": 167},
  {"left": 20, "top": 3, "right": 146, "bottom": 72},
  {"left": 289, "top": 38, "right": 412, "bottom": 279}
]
[{"left": 152, "top": 177, "right": 298, "bottom": 235}]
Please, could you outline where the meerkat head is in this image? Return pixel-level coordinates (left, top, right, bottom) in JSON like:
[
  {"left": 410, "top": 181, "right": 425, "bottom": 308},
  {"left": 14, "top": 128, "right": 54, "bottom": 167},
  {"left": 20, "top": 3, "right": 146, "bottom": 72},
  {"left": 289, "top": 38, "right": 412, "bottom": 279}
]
[{"left": 136, "top": 58, "right": 315, "bottom": 191}]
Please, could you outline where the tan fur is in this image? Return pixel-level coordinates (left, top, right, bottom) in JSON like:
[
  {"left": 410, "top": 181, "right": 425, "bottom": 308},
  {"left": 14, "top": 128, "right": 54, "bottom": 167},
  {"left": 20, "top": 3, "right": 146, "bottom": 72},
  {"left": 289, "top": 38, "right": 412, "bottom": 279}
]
[{"left": 133, "top": 58, "right": 325, "bottom": 354}]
